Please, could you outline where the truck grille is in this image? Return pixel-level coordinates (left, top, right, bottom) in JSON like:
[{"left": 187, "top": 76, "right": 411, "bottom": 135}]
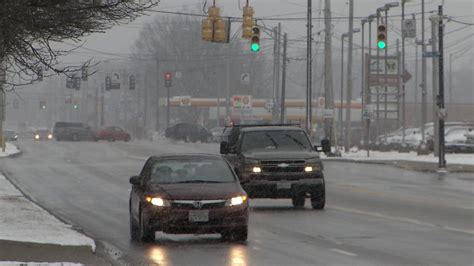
[{"left": 260, "top": 160, "right": 306, "bottom": 173}]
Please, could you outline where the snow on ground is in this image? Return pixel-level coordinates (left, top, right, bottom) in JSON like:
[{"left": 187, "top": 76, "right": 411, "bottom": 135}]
[
  {"left": 0, "top": 174, "right": 96, "bottom": 251},
  {"left": 323, "top": 150, "right": 474, "bottom": 166},
  {"left": 0, "top": 142, "right": 21, "bottom": 157}
]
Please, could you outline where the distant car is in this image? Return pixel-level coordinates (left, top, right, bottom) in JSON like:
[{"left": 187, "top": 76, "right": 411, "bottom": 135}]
[
  {"left": 96, "top": 126, "right": 131, "bottom": 142},
  {"left": 53, "top": 122, "right": 96, "bottom": 141},
  {"left": 165, "top": 123, "right": 211, "bottom": 143},
  {"left": 3, "top": 130, "right": 18, "bottom": 141},
  {"left": 129, "top": 154, "right": 249, "bottom": 242},
  {"left": 33, "top": 129, "right": 53, "bottom": 141}
]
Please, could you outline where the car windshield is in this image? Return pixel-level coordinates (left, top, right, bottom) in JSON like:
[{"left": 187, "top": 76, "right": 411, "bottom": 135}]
[
  {"left": 149, "top": 158, "right": 235, "bottom": 184},
  {"left": 241, "top": 130, "right": 312, "bottom": 152}
]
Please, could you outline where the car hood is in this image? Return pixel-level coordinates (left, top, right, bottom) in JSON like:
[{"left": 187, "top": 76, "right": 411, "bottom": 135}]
[
  {"left": 147, "top": 182, "right": 244, "bottom": 200},
  {"left": 242, "top": 150, "right": 318, "bottom": 160}
]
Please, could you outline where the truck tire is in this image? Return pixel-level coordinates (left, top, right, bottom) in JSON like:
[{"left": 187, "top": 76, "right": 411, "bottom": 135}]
[{"left": 311, "top": 188, "right": 325, "bottom": 210}]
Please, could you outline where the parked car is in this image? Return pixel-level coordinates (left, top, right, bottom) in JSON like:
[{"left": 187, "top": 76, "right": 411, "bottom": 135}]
[
  {"left": 33, "top": 129, "right": 53, "bottom": 141},
  {"left": 3, "top": 130, "right": 18, "bottom": 141},
  {"left": 53, "top": 122, "right": 97, "bottom": 141},
  {"left": 96, "top": 126, "right": 131, "bottom": 142},
  {"left": 129, "top": 154, "right": 249, "bottom": 242},
  {"left": 165, "top": 123, "right": 211, "bottom": 143}
]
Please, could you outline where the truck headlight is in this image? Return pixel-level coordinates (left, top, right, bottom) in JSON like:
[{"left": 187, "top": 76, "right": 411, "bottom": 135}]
[
  {"left": 35, "top": 134, "right": 40, "bottom": 140},
  {"left": 252, "top": 167, "right": 262, "bottom": 173},
  {"left": 244, "top": 159, "right": 261, "bottom": 173},
  {"left": 305, "top": 158, "right": 323, "bottom": 172},
  {"left": 226, "top": 195, "right": 247, "bottom": 206},
  {"left": 304, "top": 166, "right": 313, "bottom": 172}
]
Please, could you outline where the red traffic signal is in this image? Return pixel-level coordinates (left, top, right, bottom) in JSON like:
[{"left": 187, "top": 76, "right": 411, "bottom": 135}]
[{"left": 164, "top": 72, "right": 172, "bottom": 88}]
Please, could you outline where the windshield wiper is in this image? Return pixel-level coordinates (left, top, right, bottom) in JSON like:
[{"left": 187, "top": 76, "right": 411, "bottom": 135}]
[
  {"left": 174, "top": 180, "right": 224, "bottom": 184},
  {"left": 264, "top": 133, "right": 279, "bottom": 148},
  {"left": 285, "top": 134, "right": 307, "bottom": 149}
]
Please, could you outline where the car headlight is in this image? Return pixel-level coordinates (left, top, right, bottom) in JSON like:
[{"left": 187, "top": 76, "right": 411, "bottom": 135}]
[
  {"left": 226, "top": 195, "right": 247, "bottom": 206},
  {"left": 35, "top": 135, "right": 40, "bottom": 140},
  {"left": 145, "top": 197, "right": 170, "bottom": 207},
  {"left": 48, "top": 134, "right": 53, "bottom": 139},
  {"left": 14, "top": 135, "right": 18, "bottom": 139}
]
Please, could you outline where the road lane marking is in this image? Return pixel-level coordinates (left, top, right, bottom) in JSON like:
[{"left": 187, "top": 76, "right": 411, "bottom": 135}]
[
  {"left": 329, "top": 248, "right": 357, "bottom": 257},
  {"left": 329, "top": 205, "right": 474, "bottom": 235}
]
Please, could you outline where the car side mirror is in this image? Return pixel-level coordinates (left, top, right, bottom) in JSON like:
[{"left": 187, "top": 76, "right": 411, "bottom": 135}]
[
  {"left": 129, "top": 176, "right": 140, "bottom": 186},
  {"left": 220, "top": 141, "right": 230, "bottom": 154}
]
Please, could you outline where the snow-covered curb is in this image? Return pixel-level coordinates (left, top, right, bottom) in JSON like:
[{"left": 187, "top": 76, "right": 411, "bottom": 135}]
[
  {"left": 0, "top": 174, "right": 96, "bottom": 252},
  {"left": 0, "top": 142, "right": 21, "bottom": 158},
  {"left": 322, "top": 150, "right": 474, "bottom": 166}
]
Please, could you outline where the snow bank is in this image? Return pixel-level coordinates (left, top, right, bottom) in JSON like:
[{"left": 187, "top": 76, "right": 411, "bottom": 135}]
[
  {"left": 0, "top": 174, "right": 96, "bottom": 251},
  {"left": 323, "top": 150, "right": 474, "bottom": 166},
  {"left": 0, "top": 142, "right": 21, "bottom": 157}
]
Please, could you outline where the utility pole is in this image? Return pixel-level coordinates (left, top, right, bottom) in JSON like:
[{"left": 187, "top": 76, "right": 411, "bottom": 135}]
[
  {"left": 366, "top": 15, "right": 376, "bottom": 157},
  {"left": 430, "top": 14, "right": 440, "bottom": 156},
  {"left": 375, "top": 11, "right": 382, "bottom": 142},
  {"left": 0, "top": 58, "right": 4, "bottom": 152},
  {"left": 324, "top": 0, "right": 334, "bottom": 145},
  {"left": 100, "top": 84, "right": 105, "bottom": 127},
  {"left": 414, "top": 14, "right": 419, "bottom": 123},
  {"left": 273, "top": 24, "right": 282, "bottom": 122},
  {"left": 306, "top": 0, "right": 313, "bottom": 133},
  {"left": 361, "top": 19, "right": 366, "bottom": 146},
  {"left": 340, "top": 34, "right": 346, "bottom": 148},
  {"left": 344, "top": 0, "right": 354, "bottom": 152},
  {"left": 280, "top": 33, "right": 288, "bottom": 124},
  {"left": 438, "top": 5, "right": 446, "bottom": 170},
  {"left": 226, "top": 46, "right": 231, "bottom": 121},
  {"left": 155, "top": 59, "right": 160, "bottom": 132},
  {"left": 421, "top": 0, "right": 427, "bottom": 143},
  {"left": 449, "top": 53, "right": 453, "bottom": 104},
  {"left": 401, "top": 0, "right": 406, "bottom": 143},
  {"left": 383, "top": 8, "right": 389, "bottom": 143}
]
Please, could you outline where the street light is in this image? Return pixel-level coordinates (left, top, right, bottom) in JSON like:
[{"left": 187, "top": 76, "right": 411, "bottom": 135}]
[{"left": 339, "top": 28, "right": 360, "bottom": 148}]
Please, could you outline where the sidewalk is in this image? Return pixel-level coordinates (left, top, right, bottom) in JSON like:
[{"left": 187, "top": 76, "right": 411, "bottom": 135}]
[
  {"left": 322, "top": 150, "right": 474, "bottom": 172},
  {"left": 0, "top": 142, "right": 21, "bottom": 158},
  {"left": 0, "top": 174, "right": 109, "bottom": 265}
]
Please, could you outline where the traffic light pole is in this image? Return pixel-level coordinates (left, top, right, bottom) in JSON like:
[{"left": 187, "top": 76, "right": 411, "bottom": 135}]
[
  {"left": 323, "top": 0, "right": 334, "bottom": 146},
  {"left": 383, "top": 9, "right": 388, "bottom": 143},
  {"left": 430, "top": 14, "right": 440, "bottom": 156},
  {"left": 421, "top": 0, "right": 427, "bottom": 144},
  {"left": 306, "top": 0, "right": 313, "bottom": 133},
  {"left": 401, "top": 1, "right": 406, "bottom": 143}
]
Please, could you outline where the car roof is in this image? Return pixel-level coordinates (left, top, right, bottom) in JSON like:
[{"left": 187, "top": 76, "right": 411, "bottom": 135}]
[
  {"left": 240, "top": 126, "right": 304, "bottom": 132},
  {"left": 150, "top": 153, "right": 225, "bottom": 160}
]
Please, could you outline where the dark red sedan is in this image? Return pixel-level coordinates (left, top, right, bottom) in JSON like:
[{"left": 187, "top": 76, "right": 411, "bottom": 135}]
[{"left": 96, "top": 126, "right": 131, "bottom": 142}]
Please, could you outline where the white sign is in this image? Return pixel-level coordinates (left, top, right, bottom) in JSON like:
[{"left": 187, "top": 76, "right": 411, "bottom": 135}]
[
  {"left": 322, "top": 109, "right": 334, "bottom": 118},
  {"left": 241, "top": 73, "right": 250, "bottom": 85},
  {"left": 179, "top": 96, "right": 192, "bottom": 106},
  {"left": 265, "top": 99, "right": 274, "bottom": 110},
  {"left": 175, "top": 71, "right": 182, "bottom": 79},
  {"left": 403, "top": 19, "right": 417, "bottom": 38},
  {"left": 369, "top": 58, "right": 399, "bottom": 75}
]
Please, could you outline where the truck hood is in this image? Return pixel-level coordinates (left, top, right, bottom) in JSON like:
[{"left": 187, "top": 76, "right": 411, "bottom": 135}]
[{"left": 242, "top": 150, "right": 319, "bottom": 160}]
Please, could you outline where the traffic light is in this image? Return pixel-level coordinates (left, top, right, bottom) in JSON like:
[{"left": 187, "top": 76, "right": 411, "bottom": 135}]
[
  {"left": 81, "top": 66, "right": 88, "bottom": 81},
  {"left": 377, "top": 24, "right": 387, "bottom": 49},
  {"left": 39, "top": 101, "right": 46, "bottom": 110},
  {"left": 129, "top": 75, "right": 136, "bottom": 90},
  {"left": 105, "top": 76, "right": 112, "bottom": 91},
  {"left": 37, "top": 67, "right": 43, "bottom": 81},
  {"left": 242, "top": 6, "right": 254, "bottom": 39},
  {"left": 201, "top": 5, "right": 230, "bottom": 43},
  {"left": 73, "top": 101, "right": 79, "bottom": 110},
  {"left": 73, "top": 76, "right": 81, "bottom": 90},
  {"left": 214, "top": 18, "right": 230, "bottom": 43},
  {"left": 164, "top": 72, "right": 172, "bottom": 88},
  {"left": 250, "top": 26, "right": 261, "bottom": 53}
]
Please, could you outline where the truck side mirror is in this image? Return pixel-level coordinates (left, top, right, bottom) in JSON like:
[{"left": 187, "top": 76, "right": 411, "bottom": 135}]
[
  {"left": 321, "top": 139, "right": 331, "bottom": 153},
  {"left": 129, "top": 176, "right": 140, "bottom": 186},
  {"left": 220, "top": 141, "right": 230, "bottom": 154}
]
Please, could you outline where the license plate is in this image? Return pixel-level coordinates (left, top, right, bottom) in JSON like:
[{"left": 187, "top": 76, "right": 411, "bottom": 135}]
[
  {"left": 277, "top": 182, "right": 292, "bottom": 190},
  {"left": 188, "top": 210, "right": 209, "bottom": 222}
]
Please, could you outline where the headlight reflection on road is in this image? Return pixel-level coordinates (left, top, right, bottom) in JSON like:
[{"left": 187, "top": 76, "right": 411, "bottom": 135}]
[
  {"left": 228, "top": 245, "right": 248, "bottom": 266},
  {"left": 149, "top": 246, "right": 168, "bottom": 266}
]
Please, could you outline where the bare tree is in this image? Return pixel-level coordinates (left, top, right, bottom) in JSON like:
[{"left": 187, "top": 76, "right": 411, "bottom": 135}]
[{"left": 0, "top": 0, "right": 159, "bottom": 87}]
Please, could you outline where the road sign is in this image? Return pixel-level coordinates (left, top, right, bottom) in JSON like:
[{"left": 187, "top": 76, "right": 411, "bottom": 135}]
[
  {"left": 240, "top": 73, "right": 250, "bottom": 85},
  {"left": 369, "top": 57, "right": 399, "bottom": 75},
  {"left": 402, "top": 19, "right": 417, "bottom": 38},
  {"left": 179, "top": 96, "right": 192, "bottom": 107},
  {"left": 322, "top": 109, "right": 334, "bottom": 118},
  {"left": 369, "top": 74, "right": 400, "bottom": 87},
  {"left": 402, "top": 69, "right": 412, "bottom": 83},
  {"left": 175, "top": 71, "right": 182, "bottom": 79},
  {"left": 111, "top": 72, "right": 120, "bottom": 90},
  {"left": 423, "top": 51, "right": 440, "bottom": 58},
  {"left": 264, "top": 99, "right": 274, "bottom": 110},
  {"left": 317, "top": 97, "right": 325, "bottom": 108}
]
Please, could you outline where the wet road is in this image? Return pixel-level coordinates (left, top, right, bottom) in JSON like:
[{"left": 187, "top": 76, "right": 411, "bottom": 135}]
[{"left": 1, "top": 139, "right": 473, "bottom": 265}]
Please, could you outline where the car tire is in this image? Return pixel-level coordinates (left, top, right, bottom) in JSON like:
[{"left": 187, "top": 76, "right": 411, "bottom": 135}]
[
  {"left": 139, "top": 209, "right": 155, "bottom": 242},
  {"left": 221, "top": 226, "right": 248, "bottom": 243},
  {"left": 130, "top": 207, "right": 140, "bottom": 242},
  {"left": 311, "top": 187, "right": 325, "bottom": 210},
  {"left": 292, "top": 195, "right": 305, "bottom": 208}
]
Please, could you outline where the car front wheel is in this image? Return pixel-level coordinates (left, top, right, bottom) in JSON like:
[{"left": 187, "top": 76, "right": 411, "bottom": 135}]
[{"left": 130, "top": 207, "right": 140, "bottom": 241}]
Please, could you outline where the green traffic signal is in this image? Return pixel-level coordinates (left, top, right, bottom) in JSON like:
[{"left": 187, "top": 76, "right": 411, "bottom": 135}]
[
  {"left": 41, "top": 105, "right": 46, "bottom": 110},
  {"left": 73, "top": 104, "right": 78, "bottom": 109},
  {"left": 251, "top": 43, "right": 260, "bottom": 52},
  {"left": 377, "top": 41, "right": 386, "bottom": 49}
]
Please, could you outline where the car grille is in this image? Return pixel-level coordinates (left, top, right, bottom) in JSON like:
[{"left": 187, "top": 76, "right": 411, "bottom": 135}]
[
  {"left": 260, "top": 160, "right": 306, "bottom": 173},
  {"left": 170, "top": 200, "right": 226, "bottom": 210}
]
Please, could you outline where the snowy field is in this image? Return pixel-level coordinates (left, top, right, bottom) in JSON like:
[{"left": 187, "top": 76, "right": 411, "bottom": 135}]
[
  {"left": 0, "top": 143, "right": 21, "bottom": 157},
  {"left": 0, "top": 174, "right": 95, "bottom": 252},
  {"left": 323, "top": 150, "right": 474, "bottom": 166}
]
